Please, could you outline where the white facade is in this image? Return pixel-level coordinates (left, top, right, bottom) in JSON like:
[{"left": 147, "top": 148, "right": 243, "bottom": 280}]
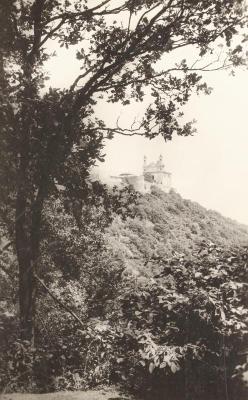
[{"left": 109, "top": 155, "right": 172, "bottom": 193}]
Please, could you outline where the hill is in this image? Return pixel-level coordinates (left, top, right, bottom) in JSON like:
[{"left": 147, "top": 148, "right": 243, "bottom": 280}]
[
  {"left": 1, "top": 186, "right": 247, "bottom": 398},
  {"left": 106, "top": 187, "right": 248, "bottom": 275}
]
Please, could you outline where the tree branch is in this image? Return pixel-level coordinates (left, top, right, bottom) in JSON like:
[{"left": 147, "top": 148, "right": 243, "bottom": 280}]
[
  {"left": 34, "top": 273, "right": 85, "bottom": 328},
  {"left": 39, "top": 18, "right": 66, "bottom": 49},
  {"left": 71, "top": 0, "right": 184, "bottom": 110},
  {"left": 42, "top": 0, "right": 125, "bottom": 26},
  {"left": 29, "top": 0, "right": 128, "bottom": 56},
  {"left": 70, "top": 65, "right": 96, "bottom": 92},
  {"left": 135, "top": 2, "right": 162, "bottom": 30},
  {"left": 28, "top": 0, "right": 46, "bottom": 61}
]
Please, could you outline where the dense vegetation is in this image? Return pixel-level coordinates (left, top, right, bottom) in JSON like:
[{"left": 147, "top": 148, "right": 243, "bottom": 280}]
[
  {"left": 1, "top": 0, "right": 247, "bottom": 344},
  {"left": 1, "top": 1, "right": 247, "bottom": 397},
  {"left": 107, "top": 188, "right": 248, "bottom": 276},
  {"left": 0, "top": 186, "right": 247, "bottom": 399}
]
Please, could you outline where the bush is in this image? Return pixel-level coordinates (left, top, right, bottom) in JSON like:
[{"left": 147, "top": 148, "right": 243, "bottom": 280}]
[{"left": 115, "top": 242, "right": 248, "bottom": 399}]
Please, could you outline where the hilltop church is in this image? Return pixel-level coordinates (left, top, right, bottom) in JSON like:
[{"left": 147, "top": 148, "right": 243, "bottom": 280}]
[{"left": 110, "top": 155, "right": 172, "bottom": 193}]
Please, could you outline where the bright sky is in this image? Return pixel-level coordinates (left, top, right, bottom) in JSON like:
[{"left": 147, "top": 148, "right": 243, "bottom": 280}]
[{"left": 45, "top": 40, "right": 248, "bottom": 225}]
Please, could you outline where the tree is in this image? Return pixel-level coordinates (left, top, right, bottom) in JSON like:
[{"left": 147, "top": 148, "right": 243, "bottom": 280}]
[{"left": 0, "top": 0, "right": 247, "bottom": 342}]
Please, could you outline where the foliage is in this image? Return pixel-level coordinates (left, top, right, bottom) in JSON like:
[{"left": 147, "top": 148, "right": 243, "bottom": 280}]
[
  {"left": 114, "top": 242, "right": 248, "bottom": 399},
  {"left": 1, "top": 185, "right": 248, "bottom": 398},
  {"left": 105, "top": 188, "right": 248, "bottom": 277},
  {"left": 1, "top": 0, "right": 248, "bottom": 387},
  {"left": 0, "top": 184, "right": 139, "bottom": 391},
  {"left": 0, "top": 0, "right": 247, "bottom": 341}
]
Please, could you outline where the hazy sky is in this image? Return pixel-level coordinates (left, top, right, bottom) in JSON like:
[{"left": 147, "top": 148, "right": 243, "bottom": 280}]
[{"left": 45, "top": 41, "right": 248, "bottom": 225}]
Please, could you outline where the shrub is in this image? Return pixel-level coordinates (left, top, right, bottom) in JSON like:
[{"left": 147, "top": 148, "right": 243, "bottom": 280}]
[{"left": 116, "top": 242, "right": 248, "bottom": 399}]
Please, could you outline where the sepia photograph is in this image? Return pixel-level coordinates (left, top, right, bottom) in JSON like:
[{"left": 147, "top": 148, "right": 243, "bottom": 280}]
[{"left": 0, "top": 1, "right": 248, "bottom": 399}]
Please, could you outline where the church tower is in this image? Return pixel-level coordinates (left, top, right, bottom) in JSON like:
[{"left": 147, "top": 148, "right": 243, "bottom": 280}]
[
  {"left": 143, "top": 155, "right": 171, "bottom": 192},
  {"left": 158, "top": 154, "right": 164, "bottom": 170},
  {"left": 144, "top": 155, "right": 147, "bottom": 168}
]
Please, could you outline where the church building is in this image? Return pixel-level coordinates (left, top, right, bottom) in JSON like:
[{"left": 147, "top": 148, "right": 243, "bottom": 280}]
[
  {"left": 110, "top": 155, "right": 172, "bottom": 193},
  {"left": 143, "top": 155, "right": 172, "bottom": 193}
]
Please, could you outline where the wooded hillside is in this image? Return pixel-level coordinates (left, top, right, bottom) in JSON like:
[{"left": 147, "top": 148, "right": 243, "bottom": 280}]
[
  {"left": 1, "top": 185, "right": 247, "bottom": 399},
  {"left": 106, "top": 187, "right": 248, "bottom": 276}
]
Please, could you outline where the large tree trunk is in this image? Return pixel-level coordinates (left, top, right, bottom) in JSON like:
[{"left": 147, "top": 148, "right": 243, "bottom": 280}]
[
  {"left": 15, "top": 190, "right": 34, "bottom": 342},
  {"left": 15, "top": 54, "right": 45, "bottom": 342},
  {"left": 18, "top": 246, "right": 35, "bottom": 343},
  {"left": 15, "top": 182, "right": 44, "bottom": 343}
]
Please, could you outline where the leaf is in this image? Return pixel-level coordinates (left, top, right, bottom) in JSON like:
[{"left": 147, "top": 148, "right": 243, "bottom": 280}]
[
  {"left": 154, "top": 356, "right": 160, "bottom": 367},
  {"left": 220, "top": 308, "right": 226, "bottom": 321},
  {"left": 149, "top": 362, "right": 155, "bottom": 374},
  {"left": 170, "top": 362, "right": 180, "bottom": 373}
]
